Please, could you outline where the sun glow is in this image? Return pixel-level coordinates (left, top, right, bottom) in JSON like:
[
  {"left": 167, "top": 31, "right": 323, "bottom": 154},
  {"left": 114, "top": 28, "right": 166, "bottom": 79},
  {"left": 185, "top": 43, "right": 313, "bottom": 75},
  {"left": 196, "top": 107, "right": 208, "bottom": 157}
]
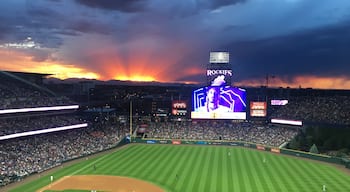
[
  {"left": 30, "top": 63, "right": 100, "bottom": 79},
  {"left": 115, "top": 75, "right": 155, "bottom": 82}
]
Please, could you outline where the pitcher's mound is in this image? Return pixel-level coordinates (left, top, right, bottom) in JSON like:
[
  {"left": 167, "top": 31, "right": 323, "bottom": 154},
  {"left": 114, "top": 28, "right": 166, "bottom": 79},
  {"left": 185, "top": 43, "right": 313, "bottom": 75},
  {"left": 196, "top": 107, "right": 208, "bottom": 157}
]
[{"left": 37, "top": 175, "right": 165, "bottom": 192}]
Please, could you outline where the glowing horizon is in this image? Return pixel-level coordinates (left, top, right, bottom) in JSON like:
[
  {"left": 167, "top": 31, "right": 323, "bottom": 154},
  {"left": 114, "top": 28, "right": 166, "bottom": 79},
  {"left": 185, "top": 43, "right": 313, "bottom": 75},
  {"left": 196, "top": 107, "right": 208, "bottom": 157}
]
[
  {"left": 114, "top": 75, "right": 156, "bottom": 82},
  {"left": 1, "top": 48, "right": 350, "bottom": 90},
  {"left": 235, "top": 75, "right": 350, "bottom": 90}
]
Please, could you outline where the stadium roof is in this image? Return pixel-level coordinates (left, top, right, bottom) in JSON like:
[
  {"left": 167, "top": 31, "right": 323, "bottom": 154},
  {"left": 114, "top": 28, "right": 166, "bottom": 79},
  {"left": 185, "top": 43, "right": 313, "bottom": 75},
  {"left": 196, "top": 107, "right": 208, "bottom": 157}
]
[{"left": 1, "top": 70, "right": 52, "bottom": 77}]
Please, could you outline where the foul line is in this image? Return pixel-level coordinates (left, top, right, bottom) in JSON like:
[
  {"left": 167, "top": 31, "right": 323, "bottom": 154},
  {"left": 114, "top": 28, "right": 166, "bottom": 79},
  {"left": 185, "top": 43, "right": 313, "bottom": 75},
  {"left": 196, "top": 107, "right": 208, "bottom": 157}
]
[{"left": 37, "top": 153, "right": 111, "bottom": 192}]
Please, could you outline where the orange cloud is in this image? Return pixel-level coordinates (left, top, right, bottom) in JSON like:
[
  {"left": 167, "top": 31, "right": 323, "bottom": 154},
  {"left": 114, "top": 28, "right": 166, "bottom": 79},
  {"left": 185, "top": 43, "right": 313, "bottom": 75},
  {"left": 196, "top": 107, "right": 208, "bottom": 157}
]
[
  {"left": 235, "top": 75, "right": 350, "bottom": 90},
  {"left": 68, "top": 34, "right": 204, "bottom": 83},
  {"left": 0, "top": 49, "right": 99, "bottom": 79},
  {"left": 30, "top": 64, "right": 100, "bottom": 79}
]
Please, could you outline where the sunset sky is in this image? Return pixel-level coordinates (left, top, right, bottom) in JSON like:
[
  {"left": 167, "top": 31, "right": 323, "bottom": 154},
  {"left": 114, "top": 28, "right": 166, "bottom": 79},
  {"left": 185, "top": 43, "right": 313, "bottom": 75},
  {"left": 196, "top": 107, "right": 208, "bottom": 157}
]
[{"left": 1, "top": 0, "right": 350, "bottom": 89}]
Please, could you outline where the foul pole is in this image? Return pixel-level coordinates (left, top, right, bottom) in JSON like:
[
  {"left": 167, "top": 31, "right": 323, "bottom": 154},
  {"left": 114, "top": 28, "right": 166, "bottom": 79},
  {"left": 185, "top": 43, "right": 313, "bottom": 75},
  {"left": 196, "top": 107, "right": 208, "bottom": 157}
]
[{"left": 129, "top": 100, "right": 132, "bottom": 140}]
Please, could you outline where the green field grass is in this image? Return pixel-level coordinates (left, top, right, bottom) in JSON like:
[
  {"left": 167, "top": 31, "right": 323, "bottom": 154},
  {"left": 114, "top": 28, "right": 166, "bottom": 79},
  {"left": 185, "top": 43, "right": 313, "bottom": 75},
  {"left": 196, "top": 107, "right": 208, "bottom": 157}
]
[{"left": 9, "top": 144, "right": 350, "bottom": 192}]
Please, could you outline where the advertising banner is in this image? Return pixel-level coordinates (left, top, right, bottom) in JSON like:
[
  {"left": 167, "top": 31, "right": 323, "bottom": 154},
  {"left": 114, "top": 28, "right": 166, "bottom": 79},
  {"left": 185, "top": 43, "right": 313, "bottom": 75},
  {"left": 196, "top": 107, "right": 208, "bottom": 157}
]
[
  {"left": 172, "top": 140, "right": 181, "bottom": 145},
  {"left": 271, "top": 148, "right": 281, "bottom": 153},
  {"left": 196, "top": 141, "right": 208, "bottom": 145},
  {"left": 256, "top": 145, "right": 265, "bottom": 150},
  {"left": 146, "top": 140, "right": 157, "bottom": 144}
]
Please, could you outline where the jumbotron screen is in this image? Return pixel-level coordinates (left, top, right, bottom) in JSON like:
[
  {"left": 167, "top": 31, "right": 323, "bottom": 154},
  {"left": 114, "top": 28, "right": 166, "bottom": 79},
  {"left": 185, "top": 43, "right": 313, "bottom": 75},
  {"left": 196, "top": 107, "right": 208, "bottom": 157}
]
[
  {"left": 250, "top": 102, "right": 267, "bottom": 117},
  {"left": 191, "top": 86, "right": 247, "bottom": 119}
]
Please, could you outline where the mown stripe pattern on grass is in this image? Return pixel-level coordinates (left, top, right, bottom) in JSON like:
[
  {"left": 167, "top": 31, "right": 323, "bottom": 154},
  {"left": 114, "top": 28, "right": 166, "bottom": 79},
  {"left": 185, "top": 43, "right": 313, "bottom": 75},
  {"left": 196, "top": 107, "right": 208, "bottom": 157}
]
[{"left": 10, "top": 144, "right": 350, "bottom": 192}]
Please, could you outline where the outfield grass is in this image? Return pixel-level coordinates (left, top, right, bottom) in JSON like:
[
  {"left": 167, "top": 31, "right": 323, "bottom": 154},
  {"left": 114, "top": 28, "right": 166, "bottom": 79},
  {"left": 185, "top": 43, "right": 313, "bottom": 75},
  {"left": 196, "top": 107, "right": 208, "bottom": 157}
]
[{"left": 10, "top": 144, "right": 350, "bottom": 192}]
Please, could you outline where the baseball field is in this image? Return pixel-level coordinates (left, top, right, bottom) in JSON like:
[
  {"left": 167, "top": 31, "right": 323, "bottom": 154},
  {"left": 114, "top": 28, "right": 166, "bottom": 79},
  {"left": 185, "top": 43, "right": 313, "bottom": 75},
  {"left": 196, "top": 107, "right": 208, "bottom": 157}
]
[{"left": 8, "top": 144, "right": 350, "bottom": 192}]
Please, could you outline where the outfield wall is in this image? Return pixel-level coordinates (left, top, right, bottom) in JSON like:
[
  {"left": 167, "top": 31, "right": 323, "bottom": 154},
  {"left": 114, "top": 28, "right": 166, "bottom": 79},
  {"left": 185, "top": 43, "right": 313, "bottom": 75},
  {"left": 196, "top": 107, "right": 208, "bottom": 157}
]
[{"left": 132, "top": 137, "right": 349, "bottom": 169}]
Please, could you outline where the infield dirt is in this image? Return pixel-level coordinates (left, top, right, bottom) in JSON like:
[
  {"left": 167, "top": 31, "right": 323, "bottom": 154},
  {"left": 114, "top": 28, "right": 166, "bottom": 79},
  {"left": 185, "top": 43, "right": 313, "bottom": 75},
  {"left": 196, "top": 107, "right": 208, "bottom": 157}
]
[{"left": 37, "top": 175, "right": 165, "bottom": 192}]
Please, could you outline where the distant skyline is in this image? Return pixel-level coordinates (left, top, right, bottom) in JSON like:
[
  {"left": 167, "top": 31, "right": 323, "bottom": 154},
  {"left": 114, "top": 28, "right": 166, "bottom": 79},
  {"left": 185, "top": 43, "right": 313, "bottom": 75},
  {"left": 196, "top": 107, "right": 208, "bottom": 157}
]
[{"left": 1, "top": 0, "right": 350, "bottom": 89}]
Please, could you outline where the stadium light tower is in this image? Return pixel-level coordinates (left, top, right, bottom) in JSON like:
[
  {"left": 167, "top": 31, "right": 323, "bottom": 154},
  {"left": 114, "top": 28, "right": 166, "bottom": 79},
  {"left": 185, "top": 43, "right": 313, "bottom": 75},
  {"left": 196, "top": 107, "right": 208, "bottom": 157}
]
[{"left": 125, "top": 94, "right": 137, "bottom": 141}]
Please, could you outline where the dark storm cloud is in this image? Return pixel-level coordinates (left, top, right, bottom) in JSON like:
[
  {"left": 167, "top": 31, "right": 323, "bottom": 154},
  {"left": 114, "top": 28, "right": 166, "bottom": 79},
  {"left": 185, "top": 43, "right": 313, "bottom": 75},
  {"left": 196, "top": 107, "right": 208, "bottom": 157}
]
[
  {"left": 0, "top": 15, "right": 31, "bottom": 43},
  {"left": 28, "top": 1, "right": 122, "bottom": 37},
  {"left": 0, "top": 1, "right": 113, "bottom": 45},
  {"left": 66, "top": 19, "right": 112, "bottom": 35},
  {"left": 224, "top": 21, "right": 350, "bottom": 82},
  {"left": 75, "top": 0, "right": 148, "bottom": 12},
  {"left": 197, "top": 0, "right": 246, "bottom": 10},
  {"left": 0, "top": 1, "right": 67, "bottom": 48},
  {"left": 52, "top": 29, "right": 80, "bottom": 37},
  {"left": 0, "top": 18, "right": 13, "bottom": 42},
  {"left": 144, "top": 0, "right": 247, "bottom": 19},
  {"left": 26, "top": 5, "right": 61, "bottom": 18}
]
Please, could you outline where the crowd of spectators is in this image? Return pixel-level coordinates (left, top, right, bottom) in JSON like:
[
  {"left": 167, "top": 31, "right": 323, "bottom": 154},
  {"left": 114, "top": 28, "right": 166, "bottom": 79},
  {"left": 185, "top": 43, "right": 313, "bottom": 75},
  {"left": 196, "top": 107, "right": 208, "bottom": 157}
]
[
  {"left": 269, "top": 96, "right": 350, "bottom": 125},
  {"left": 145, "top": 121, "right": 298, "bottom": 147},
  {"left": 0, "top": 95, "right": 75, "bottom": 110},
  {"left": 0, "top": 73, "right": 128, "bottom": 187},
  {"left": 0, "top": 81, "right": 75, "bottom": 110},
  {"left": 0, "top": 122, "right": 129, "bottom": 187},
  {"left": 0, "top": 115, "right": 83, "bottom": 136}
]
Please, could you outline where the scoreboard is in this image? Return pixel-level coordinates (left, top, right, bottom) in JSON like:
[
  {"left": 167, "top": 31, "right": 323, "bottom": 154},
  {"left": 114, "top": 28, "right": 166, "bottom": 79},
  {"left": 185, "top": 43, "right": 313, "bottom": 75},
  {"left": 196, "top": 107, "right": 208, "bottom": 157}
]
[
  {"left": 209, "top": 52, "right": 229, "bottom": 63},
  {"left": 172, "top": 100, "right": 187, "bottom": 116},
  {"left": 250, "top": 102, "right": 267, "bottom": 117}
]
